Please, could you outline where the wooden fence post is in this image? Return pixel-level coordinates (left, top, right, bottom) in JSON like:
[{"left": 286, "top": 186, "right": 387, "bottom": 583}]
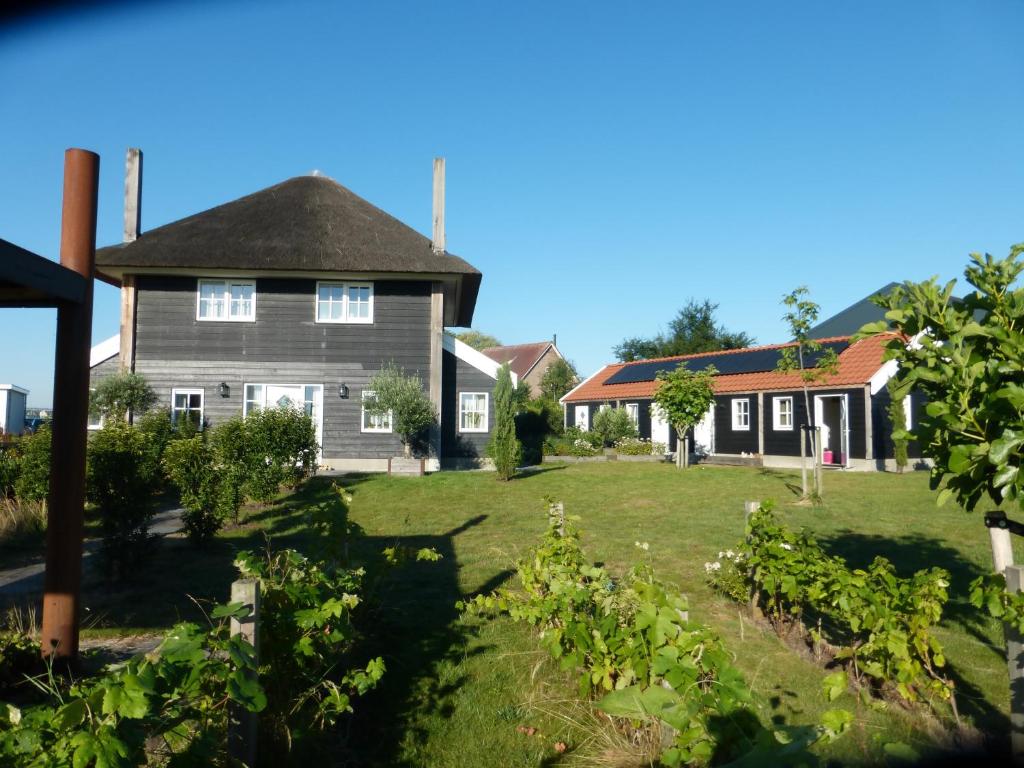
[
  {"left": 744, "top": 501, "right": 760, "bottom": 615},
  {"left": 1004, "top": 565, "right": 1024, "bottom": 761},
  {"left": 228, "top": 579, "right": 260, "bottom": 768}
]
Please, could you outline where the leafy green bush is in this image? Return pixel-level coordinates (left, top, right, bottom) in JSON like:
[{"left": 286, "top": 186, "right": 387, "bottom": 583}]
[
  {"left": 614, "top": 437, "right": 666, "bottom": 455},
  {"left": 86, "top": 422, "right": 162, "bottom": 579},
  {"left": 164, "top": 434, "right": 242, "bottom": 542},
  {"left": 14, "top": 426, "right": 50, "bottom": 504},
  {"left": 0, "top": 447, "right": 18, "bottom": 499},
  {"left": 0, "top": 610, "right": 264, "bottom": 767},
  {"left": 0, "top": 630, "right": 40, "bottom": 690},
  {"left": 238, "top": 408, "right": 318, "bottom": 501},
  {"left": 707, "top": 505, "right": 956, "bottom": 717},
  {"left": 591, "top": 406, "right": 637, "bottom": 447},
  {"left": 136, "top": 410, "right": 175, "bottom": 477},
  {"left": 460, "top": 505, "right": 848, "bottom": 765},
  {"left": 90, "top": 371, "right": 157, "bottom": 422},
  {"left": 517, "top": 397, "right": 563, "bottom": 465}
]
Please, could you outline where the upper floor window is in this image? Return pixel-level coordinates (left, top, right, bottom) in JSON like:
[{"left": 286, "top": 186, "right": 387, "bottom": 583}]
[
  {"left": 316, "top": 281, "right": 374, "bottom": 324},
  {"left": 773, "top": 397, "right": 793, "bottom": 430},
  {"left": 197, "top": 279, "right": 255, "bottom": 321},
  {"left": 459, "top": 392, "right": 489, "bottom": 433},
  {"left": 731, "top": 398, "right": 750, "bottom": 431}
]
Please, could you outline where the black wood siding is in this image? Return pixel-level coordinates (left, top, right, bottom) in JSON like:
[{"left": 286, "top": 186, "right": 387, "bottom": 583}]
[
  {"left": 713, "top": 394, "right": 759, "bottom": 454},
  {"left": 135, "top": 276, "right": 431, "bottom": 367},
  {"left": 763, "top": 388, "right": 867, "bottom": 460},
  {"left": 441, "top": 349, "right": 496, "bottom": 459},
  {"left": 871, "top": 388, "right": 923, "bottom": 461}
]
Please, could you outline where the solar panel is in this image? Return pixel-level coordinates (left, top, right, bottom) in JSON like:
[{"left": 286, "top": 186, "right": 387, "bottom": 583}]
[{"left": 603, "top": 341, "right": 849, "bottom": 385}]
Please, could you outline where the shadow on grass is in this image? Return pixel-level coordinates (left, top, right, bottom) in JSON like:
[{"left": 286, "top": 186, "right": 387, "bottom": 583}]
[{"left": 817, "top": 530, "right": 1011, "bottom": 738}]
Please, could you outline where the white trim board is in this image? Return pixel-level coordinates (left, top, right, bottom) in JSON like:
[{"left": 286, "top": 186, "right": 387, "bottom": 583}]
[
  {"left": 90, "top": 334, "right": 120, "bottom": 368},
  {"left": 0, "top": 384, "right": 29, "bottom": 395},
  {"left": 442, "top": 334, "right": 518, "bottom": 385},
  {"left": 559, "top": 365, "right": 608, "bottom": 405}
]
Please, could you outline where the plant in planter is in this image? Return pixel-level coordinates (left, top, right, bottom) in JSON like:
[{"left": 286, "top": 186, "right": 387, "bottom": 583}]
[{"left": 364, "top": 364, "right": 436, "bottom": 471}]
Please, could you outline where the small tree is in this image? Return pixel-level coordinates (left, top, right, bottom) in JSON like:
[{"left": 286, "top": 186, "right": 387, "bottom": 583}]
[
  {"left": 540, "top": 358, "right": 579, "bottom": 401},
  {"left": 364, "top": 364, "right": 436, "bottom": 459},
  {"left": 776, "top": 287, "right": 840, "bottom": 498},
  {"left": 488, "top": 364, "right": 521, "bottom": 480},
  {"left": 90, "top": 371, "right": 157, "bottom": 423},
  {"left": 886, "top": 380, "right": 909, "bottom": 474},
  {"left": 591, "top": 407, "right": 638, "bottom": 448},
  {"left": 454, "top": 330, "right": 501, "bottom": 351},
  {"left": 652, "top": 365, "right": 716, "bottom": 469}
]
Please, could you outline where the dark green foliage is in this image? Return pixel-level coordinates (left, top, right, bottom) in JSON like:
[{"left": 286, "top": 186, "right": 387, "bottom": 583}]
[
  {"left": 515, "top": 397, "right": 563, "bottom": 465},
  {"left": 14, "top": 426, "right": 50, "bottom": 503},
  {"left": 453, "top": 329, "right": 501, "bottom": 351},
  {"left": 0, "top": 630, "right": 40, "bottom": 690},
  {"left": 86, "top": 422, "right": 162, "bottom": 579},
  {"left": 887, "top": 382, "right": 909, "bottom": 473},
  {"left": 614, "top": 299, "right": 754, "bottom": 362},
  {"left": 539, "top": 358, "right": 578, "bottom": 401},
  {"left": 863, "top": 245, "right": 1024, "bottom": 512},
  {"left": 163, "top": 436, "right": 230, "bottom": 541},
  {"left": 488, "top": 365, "right": 521, "bottom": 480},
  {"left": 90, "top": 371, "right": 158, "bottom": 422},
  {"left": 364, "top": 364, "right": 436, "bottom": 458},
  {"left": 590, "top": 406, "right": 638, "bottom": 447},
  {"left": 237, "top": 407, "right": 318, "bottom": 501},
  {"left": 0, "top": 446, "right": 18, "bottom": 499}
]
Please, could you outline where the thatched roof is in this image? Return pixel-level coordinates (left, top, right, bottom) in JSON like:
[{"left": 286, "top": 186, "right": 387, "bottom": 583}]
[{"left": 96, "top": 175, "right": 481, "bottom": 326}]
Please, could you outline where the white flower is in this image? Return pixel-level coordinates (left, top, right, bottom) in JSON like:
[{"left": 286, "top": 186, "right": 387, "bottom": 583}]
[
  {"left": 726, "top": 550, "right": 735, "bottom": 559},
  {"left": 704, "top": 561, "right": 721, "bottom": 573},
  {"left": 718, "top": 551, "right": 725, "bottom": 559},
  {"left": 641, "top": 542, "right": 649, "bottom": 551},
  {"left": 780, "top": 543, "right": 793, "bottom": 551}
]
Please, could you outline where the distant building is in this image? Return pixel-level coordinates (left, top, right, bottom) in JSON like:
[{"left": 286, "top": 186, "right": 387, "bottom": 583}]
[
  {"left": 0, "top": 385, "right": 28, "bottom": 435},
  {"left": 481, "top": 340, "right": 565, "bottom": 392}
]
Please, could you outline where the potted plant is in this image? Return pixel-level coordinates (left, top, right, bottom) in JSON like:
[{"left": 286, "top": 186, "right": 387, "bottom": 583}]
[{"left": 363, "top": 363, "right": 436, "bottom": 476}]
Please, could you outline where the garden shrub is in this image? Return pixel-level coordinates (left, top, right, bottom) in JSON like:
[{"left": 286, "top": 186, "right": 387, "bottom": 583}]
[
  {"left": 461, "top": 505, "right": 849, "bottom": 765},
  {"left": 0, "top": 446, "right": 18, "bottom": 499},
  {"left": 238, "top": 408, "right": 318, "bottom": 501},
  {"left": 87, "top": 422, "right": 162, "bottom": 579},
  {"left": 487, "top": 364, "right": 521, "bottom": 480},
  {"left": 136, "top": 410, "right": 176, "bottom": 475},
  {"left": 591, "top": 406, "right": 637, "bottom": 447},
  {"left": 706, "top": 505, "right": 957, "bottom": 718},
  {"left": 614, "top": 437, "right": 666, "bottom": 456},
  {"left": 14, "top": 426, "right": 50, "bottom": 504},
  {"left": 516, "top": 396, "right": 563, "bottom": 465},
  {"left": 164, "top": 432, "right": 244, "bottom": 542}
]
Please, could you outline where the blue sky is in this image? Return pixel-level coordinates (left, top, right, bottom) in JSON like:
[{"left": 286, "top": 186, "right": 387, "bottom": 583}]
[{"left": 2, "top": 1, "right": 1022, "bottom": 405}]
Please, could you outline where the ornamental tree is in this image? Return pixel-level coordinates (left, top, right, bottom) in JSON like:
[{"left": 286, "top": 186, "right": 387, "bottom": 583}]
[
  {"left": 488, "top": 364, "right": 521, "bottom": 480},
  {"left": 364, "top": 364, "right": 436, "bottom": 459},
  {"left": 652, "top": 365, "right": 716, "bottom": 469},
  {"left": 540, "top": 358, "right": 579, "bottom": 401},
  {"left": 776, "top": 287, "right": 840, "bottom": 498},
  {"left": 861, "top": 245, "right": 1024, "bottom": 512},
  {"left": 90, "top": 371, "right": 157, "bottom": 423}
]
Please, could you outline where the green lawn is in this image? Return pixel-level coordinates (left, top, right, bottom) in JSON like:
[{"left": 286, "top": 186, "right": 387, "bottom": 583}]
[{"left": 51, "top": 463, "right": 1018, "bottom": 765}]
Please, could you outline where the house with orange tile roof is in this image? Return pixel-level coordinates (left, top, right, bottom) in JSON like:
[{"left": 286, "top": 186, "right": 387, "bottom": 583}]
[
  {"left": 481, "top": 340, "right": 565, "bottom": 392},
  {"left": 560, "top": 333, "right": 920, "bottom": 471}
]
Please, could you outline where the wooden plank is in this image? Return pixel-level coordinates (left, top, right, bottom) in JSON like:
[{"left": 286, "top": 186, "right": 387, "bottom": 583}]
[
  {"left": 432, "top": 158, "right": 445, "bottom": 253},
  {"left": 119, "top": 274, "right": 135, "bottom": 371},
  {"left": 0, "top": 238, "right": 87, "bottom": 306},
  {"left": 123, "top": 148, "right": 142, "bottom": 243},
  {"left": 228, "top": 579, "right": 259, "bottom": 767},
  {"left": 428, "top": 282, "right": 444, "bottom": 467}
]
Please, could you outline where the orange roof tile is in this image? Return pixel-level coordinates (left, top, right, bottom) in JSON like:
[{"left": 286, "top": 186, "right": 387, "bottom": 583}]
[{"left": 562, "top": 335, "right": 894, "bottom": 403}]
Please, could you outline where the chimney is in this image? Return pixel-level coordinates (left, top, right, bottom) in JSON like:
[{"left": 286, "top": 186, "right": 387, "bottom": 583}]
[
  {"left": 123, "top": 148, "right": 143, "bottom": 243},
  {"left": 432, "top": 157, "right": 445, "bottom": 254},
  {"left": 553, "top": 333, "right": 557, "bottom": 348}
]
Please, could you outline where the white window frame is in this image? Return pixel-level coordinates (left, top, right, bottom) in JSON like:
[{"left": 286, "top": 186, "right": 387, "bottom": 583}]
[
  {"left": 772, "top": 396, "right": 793, "bottom": 431},
  {"left": 459, "top": 392, "right": 489, "bottom": 433},
  {"left": 361, "top": 390, "right": 393, "bottom": 433},
  {"left": 171, "top": 388, "right": 205, "bottom": 429},
  {"left": 625, "top": 403, "right": 639, "bottom": 425},
  {"left": 196, "top": 279, "right": 256, "bottom": 322},
  {"left": 87, "top": 388, "right": 103, "bottom": 431},
  {"left": 731, "top": 398, "right": 750, "bottom": 431},
  {"left": 315, "top": 281, "right": 374, "bottom": 324}
]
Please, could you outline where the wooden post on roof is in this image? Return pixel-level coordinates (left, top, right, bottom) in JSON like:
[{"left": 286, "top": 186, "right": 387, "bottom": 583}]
[
  {"left": 432, "top": 157, "right": 445, "bottom": 254},
  {"left": 40, "top": 148, "right": 99, "bottom": 663}
]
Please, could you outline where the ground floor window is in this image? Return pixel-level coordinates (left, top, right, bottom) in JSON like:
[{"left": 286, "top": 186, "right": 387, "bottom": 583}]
[
  {"left": 773, "top": 396, "right": 793, "bottom": 430},
  {"left": 459, "top": 392, "right": 488, "bottom": 432},
  {"left": 171, "top": 388, "right": 204, "bottom": 429},
  {"left": 625, "top": 403, "right": 638, "bottom": 424},
  {"left": 361, "top": 390, "right": 393, "bottom": 433},
  {"left": 731, "top": 398, "right": 749, "bottom": 430}
]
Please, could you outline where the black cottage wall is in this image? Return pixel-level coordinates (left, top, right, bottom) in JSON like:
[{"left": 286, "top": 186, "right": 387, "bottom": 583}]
[
  {"left": 441, "top": 349, "right": 496, "bottom": 460},
  {"left": 713, "top": 394, "right": 759, "bottom": 454}
]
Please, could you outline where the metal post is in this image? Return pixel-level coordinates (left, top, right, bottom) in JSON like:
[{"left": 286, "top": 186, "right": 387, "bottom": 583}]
[
  {"left": 228, "top": 579, "right": 260, "bottom": 767},
  {"left": 1006, "top": 565, "right": 1024, "bottom": 761},
  {"left": 40, "top": 149, "right": 98, "bottom": 662}
]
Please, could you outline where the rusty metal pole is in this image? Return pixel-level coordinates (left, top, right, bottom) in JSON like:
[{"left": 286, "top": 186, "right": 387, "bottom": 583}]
[{"left": 40, "top": 149, "right": 99, "bottom": 662}]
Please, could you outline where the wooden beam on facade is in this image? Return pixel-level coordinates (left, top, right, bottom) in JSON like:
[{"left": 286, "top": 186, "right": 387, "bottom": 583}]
[
  {"left": 40, "top": 148, "right": 99, "bottom": 663},
  {"left": 119, "top": 274, "right": 136, "bottom": 371},
  {"left": 428, "top": 282, "right": 444, "bottom": 470}
]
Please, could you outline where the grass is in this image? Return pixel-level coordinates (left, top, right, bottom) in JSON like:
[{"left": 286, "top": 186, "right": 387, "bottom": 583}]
[{"left": 1, "top": 463, "right": 1014, "bottom": 765}]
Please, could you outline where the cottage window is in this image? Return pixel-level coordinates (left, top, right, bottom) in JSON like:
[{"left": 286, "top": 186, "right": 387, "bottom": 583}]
[
  {"left": 361, "top": 390, "right": 393, "bottom": 433},
  {"left": 773, "top": 397, "right": 793, "bottom": 430},
  {"left": 625, "top": 403, "right": 639, "bottom": 424},
  {"left": 171, "top": 388, "right": 204, "bottom": 429},
  {"left": 243, "top": 384, "right": 264, "bottom": 415},
  {"left": 459, "top": 392, "right": 488, "bottom": 432},
  {"left": 731, "top": 398, "right": 750, "bottom": 431},
  {"left": 316, "top": 281, "right": 374, "bottom": 324},
  {"left": 197, "top": 279, "right": 255, "bottom": 321}
]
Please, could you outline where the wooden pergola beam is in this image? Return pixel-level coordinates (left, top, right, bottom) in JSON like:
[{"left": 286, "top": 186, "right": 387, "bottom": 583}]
[{"left": 0, "top": 238, "right": 88, "bottom": 307}]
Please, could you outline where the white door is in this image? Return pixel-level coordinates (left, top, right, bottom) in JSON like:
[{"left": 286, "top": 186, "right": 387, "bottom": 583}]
[
  {"left": 575, "top": 405, "right": 589, "bottom": 431},
  {"left": 813, "top": 394, "right": 850, "bottom": 466},
  {"left": 692, "top": 403, "right": 715, "bottom": 456},
  {"left": 650, "top": 404, "right": 670, "bottom": 446},
  {"left": 263, "top": 384, "right": 324, "bottom": 457}
]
